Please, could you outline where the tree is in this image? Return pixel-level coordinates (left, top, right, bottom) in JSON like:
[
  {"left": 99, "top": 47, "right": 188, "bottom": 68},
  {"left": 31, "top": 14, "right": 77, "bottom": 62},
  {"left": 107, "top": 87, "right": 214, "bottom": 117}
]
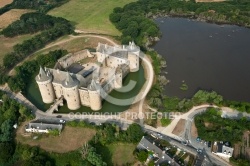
[
  {"left": 0, "top": 142, "right": 14, "bottom": 164},
  {"left": 126, "top": 123, "right": 144, "bottom": 143},
  {"left": 0, "top": 119, "right": 13, "bottom": 142},
  {"left": 80, "top": 143, "right": 90, "bottom": 159},
  {"left": 87, "top": 147, "right": 107, "bottom": 166},
  {"left": 137, "top": 150, "right": 148, "bottom": 162},
  {"left": 148, "top": 160, "right": 155, "bottom": 166},
  {"left": 24, "top": 155, "right": 52, "bottom": 166}
]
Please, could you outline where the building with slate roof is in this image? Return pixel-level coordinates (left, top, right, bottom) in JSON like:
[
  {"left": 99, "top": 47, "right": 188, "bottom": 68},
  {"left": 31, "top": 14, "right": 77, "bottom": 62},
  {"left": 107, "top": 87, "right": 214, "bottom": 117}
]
[
  {"left": 36, "top": 42, "right": 140, "bottom": 111},
  {"left": 212, "top": 141, "right": 234, "bottom": 158},
  {"left": 137, "top": 136, "right": 180, "bottom": 166},
  {"left": 25, "top": 122, "right": 63, "bottom": 133}
]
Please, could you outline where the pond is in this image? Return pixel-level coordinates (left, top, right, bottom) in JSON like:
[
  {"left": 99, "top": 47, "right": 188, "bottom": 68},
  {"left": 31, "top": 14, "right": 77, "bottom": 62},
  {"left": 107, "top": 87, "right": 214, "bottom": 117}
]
[{"left": 153, "top": 17, "right": 250, "bottom": 102}]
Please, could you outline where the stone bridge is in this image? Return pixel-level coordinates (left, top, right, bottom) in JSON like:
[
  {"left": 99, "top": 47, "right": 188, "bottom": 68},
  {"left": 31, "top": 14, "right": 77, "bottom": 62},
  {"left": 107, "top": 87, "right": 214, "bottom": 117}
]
[{"left": 46, "top": 96, "right": 64, "bottom": 114}]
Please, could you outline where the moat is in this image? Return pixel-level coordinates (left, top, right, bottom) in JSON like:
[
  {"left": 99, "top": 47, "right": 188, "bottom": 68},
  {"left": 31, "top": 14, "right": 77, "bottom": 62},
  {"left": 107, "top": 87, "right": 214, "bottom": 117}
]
[
  {"left": 25, "top": 63, "right": 145, "bottom": 113},
  {"left": 153, "top": 17, "right": 250, "bottom": 102}
]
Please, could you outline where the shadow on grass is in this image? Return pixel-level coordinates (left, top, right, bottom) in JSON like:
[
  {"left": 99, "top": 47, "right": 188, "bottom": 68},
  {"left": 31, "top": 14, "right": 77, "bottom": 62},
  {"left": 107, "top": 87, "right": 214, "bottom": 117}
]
[{"left": 93, "top": 143, "right": 113, "bottom": 166}]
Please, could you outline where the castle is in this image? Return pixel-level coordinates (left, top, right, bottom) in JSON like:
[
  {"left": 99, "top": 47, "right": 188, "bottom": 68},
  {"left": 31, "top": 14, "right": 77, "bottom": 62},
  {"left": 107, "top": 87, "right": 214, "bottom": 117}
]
[{"left": 36, "top": 42, "right": 140, "bottom": 111}]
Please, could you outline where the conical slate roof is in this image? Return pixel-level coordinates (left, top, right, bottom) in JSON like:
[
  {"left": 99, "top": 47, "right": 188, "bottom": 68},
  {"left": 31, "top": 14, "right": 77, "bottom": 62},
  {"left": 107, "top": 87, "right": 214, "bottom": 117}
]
[
  {"left": 36, "top": 66, "right": 51, "bottom": 82},
  {"left": 88, "top": 79, "right": 100, "bottom": 91},
  {"left": 62, "top": 72, "right": 79, "bottom": 88}
]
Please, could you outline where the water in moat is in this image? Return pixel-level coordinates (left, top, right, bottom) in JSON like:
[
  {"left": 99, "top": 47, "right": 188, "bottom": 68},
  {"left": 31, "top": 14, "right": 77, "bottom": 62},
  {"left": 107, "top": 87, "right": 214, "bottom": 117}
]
[
  {"left": 153, "top": 17, "right": 250, "bottom": 102},
  {"left": 24, "top": 64, "right": 145, "bottom": 113}
]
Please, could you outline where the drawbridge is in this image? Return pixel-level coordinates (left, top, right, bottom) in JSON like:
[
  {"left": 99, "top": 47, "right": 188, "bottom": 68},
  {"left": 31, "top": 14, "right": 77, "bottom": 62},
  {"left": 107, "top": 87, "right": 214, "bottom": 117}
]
[{"left": 46, "top": 96, "right": 64, "bottom": 114}]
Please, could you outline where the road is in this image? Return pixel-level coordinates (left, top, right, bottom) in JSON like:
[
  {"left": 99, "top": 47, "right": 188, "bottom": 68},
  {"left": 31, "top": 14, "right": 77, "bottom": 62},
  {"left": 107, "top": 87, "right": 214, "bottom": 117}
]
[
  {"left": 182, "top": 107, "right": 232, "bottom": 166},
  {"left": 0, "top": 31, "right": 241, "bottom": 165}
]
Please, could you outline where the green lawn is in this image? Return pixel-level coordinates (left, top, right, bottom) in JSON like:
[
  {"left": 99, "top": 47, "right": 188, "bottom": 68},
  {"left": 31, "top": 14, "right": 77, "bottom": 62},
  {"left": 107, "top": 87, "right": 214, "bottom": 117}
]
[
  {"left": 95, "top": 143, "right": 137, "bottom": 166},
  {"left": 48, "top": 0, "right": 136, "bottom": 36},
  {"left": 0, "top": 34, "right": 35, "bottom": 65}
]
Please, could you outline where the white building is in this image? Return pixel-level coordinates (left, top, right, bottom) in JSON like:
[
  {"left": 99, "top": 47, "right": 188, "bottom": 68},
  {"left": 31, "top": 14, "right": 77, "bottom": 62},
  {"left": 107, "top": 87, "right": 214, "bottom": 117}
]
[{"left": 25, "top": 122, "right": 63, "bottom": 133}]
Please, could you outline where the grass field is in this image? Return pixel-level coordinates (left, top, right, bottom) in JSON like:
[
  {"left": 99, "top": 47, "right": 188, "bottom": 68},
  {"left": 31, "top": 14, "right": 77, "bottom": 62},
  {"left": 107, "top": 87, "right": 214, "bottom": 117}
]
[
  {"left": 0, "top": 9, "right": 34, "bottom": 30},
  {"left": 49, "top": 0, "right": 136, "bottom": 36},
  {"left": 33, "top": 35, "right": 117, "bottom": 58},
  {"left": 0, "top": 34, "right": 35, "bottom": 65},
  {"left": 0, "top": 0, "right": 12, "bottom": 8},
  {"left": 16, "top": 125, "right": 96, "bottom": 153},
  {"left": 96, "top": 143, "right": 136, "bottom": 165}
]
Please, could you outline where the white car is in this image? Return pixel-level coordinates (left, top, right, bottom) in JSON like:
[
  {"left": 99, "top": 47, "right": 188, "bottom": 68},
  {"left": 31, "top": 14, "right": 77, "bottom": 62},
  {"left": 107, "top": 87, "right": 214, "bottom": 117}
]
[{"left": 59, "top": 120, "right": 65, "bottom": 123}]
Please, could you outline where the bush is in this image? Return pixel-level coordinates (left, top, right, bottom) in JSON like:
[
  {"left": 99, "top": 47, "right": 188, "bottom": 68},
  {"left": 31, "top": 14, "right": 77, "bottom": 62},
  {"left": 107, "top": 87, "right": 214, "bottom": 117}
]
[
  {"left": 137, "top": 150, "right": 148, "bottom": 162},
  {"left": 160, "top": 118, "right": 171, "bottom": 127}
]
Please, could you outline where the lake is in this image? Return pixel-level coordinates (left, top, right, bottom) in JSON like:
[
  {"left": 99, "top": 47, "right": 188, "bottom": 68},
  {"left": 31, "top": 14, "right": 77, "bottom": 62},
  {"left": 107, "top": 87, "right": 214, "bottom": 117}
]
[{"left": 153, "top": 17, "right": 250, "bottom": 102}]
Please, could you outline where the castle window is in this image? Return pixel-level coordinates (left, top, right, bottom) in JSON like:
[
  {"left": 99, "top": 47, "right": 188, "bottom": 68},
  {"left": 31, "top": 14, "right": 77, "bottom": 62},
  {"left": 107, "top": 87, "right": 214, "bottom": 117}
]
[
  {"left": 67, "top": 94, "right": 69, "bottom": 97},
  {"left": 48, "top": 93, "right": 50, "bottom": 95}
]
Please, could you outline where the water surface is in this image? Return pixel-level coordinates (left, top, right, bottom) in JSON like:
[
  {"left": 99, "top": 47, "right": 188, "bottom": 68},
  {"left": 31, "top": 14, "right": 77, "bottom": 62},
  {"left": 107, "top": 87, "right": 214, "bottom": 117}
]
[{"left": 153, "top": 17, "right": 250, "bottom": 102}]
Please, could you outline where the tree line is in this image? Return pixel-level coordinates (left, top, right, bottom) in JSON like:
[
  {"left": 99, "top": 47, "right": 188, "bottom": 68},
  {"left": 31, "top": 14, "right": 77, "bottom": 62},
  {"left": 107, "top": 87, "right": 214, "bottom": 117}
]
[
  {"left": 0, "top": 120, "right": 145, "bottom": 165},
  {"left": 110, "top": 0, "right": 250, "bottom": 46},
  {"left": 6, "top": 50, "right": 68, "bottom": 92},
  {"left": 195, "top": 107, "right": 250, "bottom": 166},
  {"left": 0, "top": 91, "right": 33, "bottom": 165},
  {"left": 0, "top": 0, "right": 68, "bottom": 15},
  {"left": 1, "top": 12, "right": 73, "bottom": 69},
  {"left": 195, "top": 107, "right": 250, "bottom": 143},
  {"left": 2, "top": 12, "right": 70, "bottom": 37}
]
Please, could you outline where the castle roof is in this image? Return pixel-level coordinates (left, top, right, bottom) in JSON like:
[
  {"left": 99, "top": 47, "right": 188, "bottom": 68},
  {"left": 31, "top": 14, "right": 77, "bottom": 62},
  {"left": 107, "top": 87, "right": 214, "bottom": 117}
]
[
  {"left": 26, "top": 122, "right": 63, "bottom": 132},
  {"left": 110, "top": 51, "right": 128, "bottom": 59},
  {"left": 88, "top": 79, "right": 100, "bottom": 91},
  {"left": 36, "top": 66, "right": 51, "bottom": 82},
  {"left": 124, "top": 41, "right": 140, "bottom": 52},
  {"left": 62, "top": 72, "right": 79, "bottom": 88}
]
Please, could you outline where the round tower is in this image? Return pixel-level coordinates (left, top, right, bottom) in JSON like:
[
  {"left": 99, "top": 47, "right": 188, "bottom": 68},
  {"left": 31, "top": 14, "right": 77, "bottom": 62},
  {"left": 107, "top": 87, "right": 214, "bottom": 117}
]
[
  {"left": 128, "top": 52, "right": 139, "bottom": 72},
  {"left": 114, "top": 68, "right": 122, "bottom": 89},
  {"left": 127, "top": 41, "right": 140, "bottom": 72},
  {"left": 88, "top": 80, "right": 102, "bottom": 111},
  {"left": 36, "top": 67, "right": 55, "bottom": 104},
  {"left": 62, "top": 73, "right": 80, "bottom": 110}
]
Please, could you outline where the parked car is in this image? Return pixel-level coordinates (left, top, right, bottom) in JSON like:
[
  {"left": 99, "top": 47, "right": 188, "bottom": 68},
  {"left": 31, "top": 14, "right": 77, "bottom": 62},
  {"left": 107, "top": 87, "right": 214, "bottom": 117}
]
[
  {"left": 208, "top": 141, "right": 211, "bottom": 148},
  {"left": 197, "top": 149, "right": 202, "bottom": 153},
  {"left": 56, "top": 115, "right": 62, "bottom": 118},
  {"left": 59, "top": 119, "right": 65, "bottom": 123}
]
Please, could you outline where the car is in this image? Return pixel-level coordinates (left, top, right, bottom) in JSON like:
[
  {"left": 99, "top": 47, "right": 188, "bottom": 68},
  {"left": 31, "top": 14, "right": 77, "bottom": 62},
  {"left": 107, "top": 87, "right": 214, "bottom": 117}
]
[
  {"left": 197, "top": 149, "right": 202, "bottom": 153},
  {"left": 208, "top": 141, "right": 211, "bottom": 148},
  {"left": 56, "top": 115, "right": 62, "bottom": 118},
  {"left": 181, "top": 140, "right": 188, "bottom": 146},
  {"left": 59, "top": 119, "right": 65, "bottom": 123}
]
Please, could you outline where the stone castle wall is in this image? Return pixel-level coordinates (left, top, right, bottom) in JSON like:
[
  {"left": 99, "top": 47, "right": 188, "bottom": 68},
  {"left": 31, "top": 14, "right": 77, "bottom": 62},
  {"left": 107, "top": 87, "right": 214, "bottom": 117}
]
[
  {"left": 37, "top": 42, "right": 140, "bottom": 111},
  {"left": 37, "top": 80, "right": 55, "bottom": 104},
  {"left": 58, "top": 50, "right": 90, "bottom": 68}
]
